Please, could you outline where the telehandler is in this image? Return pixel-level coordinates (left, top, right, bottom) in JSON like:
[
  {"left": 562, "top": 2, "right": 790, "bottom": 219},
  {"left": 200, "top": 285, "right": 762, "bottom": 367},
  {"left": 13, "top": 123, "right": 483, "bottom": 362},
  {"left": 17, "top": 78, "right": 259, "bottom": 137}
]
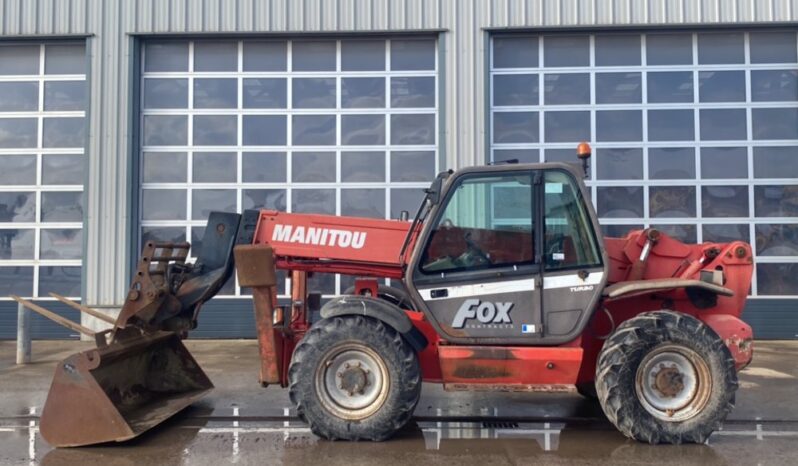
[{"left": 17, "top": 143, "right": 754, "bottom": 447}]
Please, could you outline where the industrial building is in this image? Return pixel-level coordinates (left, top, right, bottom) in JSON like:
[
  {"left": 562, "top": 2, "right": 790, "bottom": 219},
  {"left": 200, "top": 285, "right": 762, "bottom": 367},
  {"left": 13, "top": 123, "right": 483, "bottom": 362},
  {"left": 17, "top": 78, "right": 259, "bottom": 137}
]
[{"left": 0, "top": 0, "right": 796, "bottom": 338}]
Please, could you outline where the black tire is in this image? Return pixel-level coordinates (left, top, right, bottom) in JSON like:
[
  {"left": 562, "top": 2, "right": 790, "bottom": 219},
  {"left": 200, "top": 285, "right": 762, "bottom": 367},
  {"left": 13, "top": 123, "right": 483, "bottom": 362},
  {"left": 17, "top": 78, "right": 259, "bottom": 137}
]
[
  {"left": 575, "top": 382, "right": 598, "bottom": 400},
  {"left": 288, "top": 315, "right": 421, "bottom": 441},
  {"left": 344, "top": 284, "right": 416, "bottom": 310},
  {"left": 595, "top": 310, "right": 737, "bottom": 444}
]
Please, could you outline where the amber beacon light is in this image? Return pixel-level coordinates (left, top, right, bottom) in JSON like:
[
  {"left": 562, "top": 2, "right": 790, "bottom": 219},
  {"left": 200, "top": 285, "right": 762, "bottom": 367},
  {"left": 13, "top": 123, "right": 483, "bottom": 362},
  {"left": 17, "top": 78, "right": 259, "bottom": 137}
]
[{"left": 576, "top": 141, "right": 592, "bottom": 177}]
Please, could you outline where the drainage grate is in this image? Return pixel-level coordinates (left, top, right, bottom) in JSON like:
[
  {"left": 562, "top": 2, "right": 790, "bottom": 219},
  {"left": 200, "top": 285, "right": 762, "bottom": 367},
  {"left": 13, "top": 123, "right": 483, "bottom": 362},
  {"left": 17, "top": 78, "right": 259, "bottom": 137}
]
[{"left": 482, "top": 421, "right": 519, "bottom": 429}]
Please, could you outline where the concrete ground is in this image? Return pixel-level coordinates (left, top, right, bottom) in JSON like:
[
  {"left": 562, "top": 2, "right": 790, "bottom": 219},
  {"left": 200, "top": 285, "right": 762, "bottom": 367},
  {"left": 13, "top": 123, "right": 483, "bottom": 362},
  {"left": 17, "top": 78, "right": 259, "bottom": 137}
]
[{"left": 1, "top": 340, "right": 797, "bottom": 465}]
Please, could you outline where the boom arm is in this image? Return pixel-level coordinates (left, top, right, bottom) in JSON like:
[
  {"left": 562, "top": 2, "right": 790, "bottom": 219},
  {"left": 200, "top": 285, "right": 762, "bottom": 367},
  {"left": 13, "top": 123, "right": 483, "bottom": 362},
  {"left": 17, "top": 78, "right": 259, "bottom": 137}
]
[{"left": 251, "top": 210, "right": 412, "bottom": 279}]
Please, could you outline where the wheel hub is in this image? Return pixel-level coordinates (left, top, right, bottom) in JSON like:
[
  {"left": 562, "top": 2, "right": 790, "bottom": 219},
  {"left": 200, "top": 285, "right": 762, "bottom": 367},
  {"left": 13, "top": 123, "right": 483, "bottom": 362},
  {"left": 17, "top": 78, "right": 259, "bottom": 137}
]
[
  {"left": 653, "top": 365, "right": 685, "bottom": 398},
  {"left": 635, "top": 344, "right": 712, "bottom": 422},
  {"left": 315, "top": 344, "right": 390, "bottom": 420},
  {"left": 338, "top": 362, "right": 370, "bottom": 396}
]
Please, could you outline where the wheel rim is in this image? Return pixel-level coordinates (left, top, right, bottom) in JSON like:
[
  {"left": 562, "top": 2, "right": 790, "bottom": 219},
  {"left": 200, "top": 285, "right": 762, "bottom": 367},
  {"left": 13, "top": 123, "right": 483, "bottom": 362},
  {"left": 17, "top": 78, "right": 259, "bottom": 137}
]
[
  {"left": 634, "top": 344, "right": 712, "bottom": 422},
  {"left": 315, "top": 343, "right": 390, "bottom": 421}
]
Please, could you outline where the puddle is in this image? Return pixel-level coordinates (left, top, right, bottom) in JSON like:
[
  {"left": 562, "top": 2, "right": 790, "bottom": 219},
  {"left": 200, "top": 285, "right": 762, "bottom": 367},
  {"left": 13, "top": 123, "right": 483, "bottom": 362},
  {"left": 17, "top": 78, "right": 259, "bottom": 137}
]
[{"left": 0, "top": 405, "right": 795, "bottom": 466}]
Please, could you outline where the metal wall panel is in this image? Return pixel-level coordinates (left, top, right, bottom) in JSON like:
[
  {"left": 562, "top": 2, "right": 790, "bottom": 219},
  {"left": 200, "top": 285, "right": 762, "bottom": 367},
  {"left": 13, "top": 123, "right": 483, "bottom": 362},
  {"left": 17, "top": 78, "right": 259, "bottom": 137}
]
[
  {"left": 743, "top": 300, "right": 798, "bottom": 339},
  {"left": 0, "top": 0, "right": 794, "bottom": 336}
]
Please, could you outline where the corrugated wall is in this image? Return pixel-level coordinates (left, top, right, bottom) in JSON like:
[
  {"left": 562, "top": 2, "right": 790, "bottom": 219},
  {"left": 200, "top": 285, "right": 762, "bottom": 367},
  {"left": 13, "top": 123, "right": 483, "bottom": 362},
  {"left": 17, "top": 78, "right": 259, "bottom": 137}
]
[{"left": 0, "top": 0, "right": 794, "bottom": 306}]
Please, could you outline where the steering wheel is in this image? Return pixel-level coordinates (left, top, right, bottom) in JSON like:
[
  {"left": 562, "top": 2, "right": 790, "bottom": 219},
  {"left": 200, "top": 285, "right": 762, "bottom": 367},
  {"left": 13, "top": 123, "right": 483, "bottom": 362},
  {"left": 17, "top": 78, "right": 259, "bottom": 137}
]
[
  {"left": 547, "top": 234, "right": 565, "bottom": 256},
  {"left": 462, "top": 231, "right": 491, "bottom": 266}
]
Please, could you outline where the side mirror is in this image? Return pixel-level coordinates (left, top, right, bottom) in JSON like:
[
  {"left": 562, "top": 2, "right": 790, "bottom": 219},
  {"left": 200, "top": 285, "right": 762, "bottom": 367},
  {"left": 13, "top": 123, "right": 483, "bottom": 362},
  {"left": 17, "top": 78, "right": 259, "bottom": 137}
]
[{"left": 425, "top": 170, "right": 450, "bottom": 205}]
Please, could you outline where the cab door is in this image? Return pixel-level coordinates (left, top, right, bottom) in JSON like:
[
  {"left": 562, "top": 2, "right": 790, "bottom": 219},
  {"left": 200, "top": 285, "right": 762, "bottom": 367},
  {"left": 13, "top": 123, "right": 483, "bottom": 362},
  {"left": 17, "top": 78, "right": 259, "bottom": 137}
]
[
  {"left": 539, "top": 169, "right": 606, "bottom": 341},
  {"left": 407, "top": 170, "right": 543, "bottom": 344}
]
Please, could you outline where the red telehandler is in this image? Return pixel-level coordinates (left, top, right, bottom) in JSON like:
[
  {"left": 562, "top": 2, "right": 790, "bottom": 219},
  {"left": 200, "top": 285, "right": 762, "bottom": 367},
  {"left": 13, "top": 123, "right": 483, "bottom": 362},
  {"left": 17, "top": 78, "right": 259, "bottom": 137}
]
[{"left": 17, "top": 144, "right": 754, "bottom": 447}]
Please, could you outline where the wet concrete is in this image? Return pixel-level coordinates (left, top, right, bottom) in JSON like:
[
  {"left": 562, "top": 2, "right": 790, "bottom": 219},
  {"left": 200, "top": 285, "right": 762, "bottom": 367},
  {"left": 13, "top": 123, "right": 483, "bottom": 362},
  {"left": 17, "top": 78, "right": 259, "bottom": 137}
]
[{"left": 1, "top": 340, "right": 797, "bottom": 465}]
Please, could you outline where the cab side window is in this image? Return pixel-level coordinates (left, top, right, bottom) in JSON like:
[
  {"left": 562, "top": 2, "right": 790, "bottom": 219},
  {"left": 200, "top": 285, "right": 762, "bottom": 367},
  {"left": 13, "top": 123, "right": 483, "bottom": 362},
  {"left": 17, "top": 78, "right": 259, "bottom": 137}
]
[
  {"left": 544, "top": 170, "right": 601, "bottom": 270},
  {"left": 421, "top": 173, "right": 535, "bottom": 274}
]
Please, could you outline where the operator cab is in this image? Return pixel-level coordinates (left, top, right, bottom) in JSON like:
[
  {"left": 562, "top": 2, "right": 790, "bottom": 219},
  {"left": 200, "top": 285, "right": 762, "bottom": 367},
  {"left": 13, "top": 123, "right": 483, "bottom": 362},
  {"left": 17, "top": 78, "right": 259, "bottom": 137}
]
[{"left": 406, "top": 145, "right": 608, "bottom": 345}]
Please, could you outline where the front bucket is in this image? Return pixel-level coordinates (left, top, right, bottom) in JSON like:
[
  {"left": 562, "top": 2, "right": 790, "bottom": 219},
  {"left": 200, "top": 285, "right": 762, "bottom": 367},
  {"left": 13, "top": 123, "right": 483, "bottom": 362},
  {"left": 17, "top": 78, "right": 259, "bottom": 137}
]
[{"left": 39, "top": 332, "right": 213, "bottom": 447}]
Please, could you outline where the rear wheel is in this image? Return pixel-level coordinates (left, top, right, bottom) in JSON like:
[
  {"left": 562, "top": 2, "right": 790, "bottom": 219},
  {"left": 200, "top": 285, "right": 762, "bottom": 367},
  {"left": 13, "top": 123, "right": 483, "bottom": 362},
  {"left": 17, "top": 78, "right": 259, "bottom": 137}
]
[
  {"left": 596, "top": 310, "right": 737, "bottom": 444},
  {"left": 288, "top": 315, "right": 421, "bottom": 441}
]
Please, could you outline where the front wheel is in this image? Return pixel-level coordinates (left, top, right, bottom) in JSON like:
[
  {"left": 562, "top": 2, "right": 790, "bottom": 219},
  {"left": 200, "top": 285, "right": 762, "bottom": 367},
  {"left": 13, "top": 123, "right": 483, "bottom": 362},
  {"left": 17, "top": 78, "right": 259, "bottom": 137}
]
[
  {"left": 288, "top": 315, "right": 421, "bottom": 441},
  {"left": 596, "top": 311, "right": 737, "bottom": 444}
]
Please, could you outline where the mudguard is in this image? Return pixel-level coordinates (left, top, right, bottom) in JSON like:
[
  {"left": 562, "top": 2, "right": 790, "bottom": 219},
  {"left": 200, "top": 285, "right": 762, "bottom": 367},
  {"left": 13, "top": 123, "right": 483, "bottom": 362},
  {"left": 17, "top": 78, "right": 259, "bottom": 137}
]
[
  {"left": 602, "top": 278, "right": 734, "bottom": 300},
  {"left": 700, "top": 313, "right": 754, "bottom": 370},
  {"left": 320, "top": 296, "right": 428, "bottom": 352}
]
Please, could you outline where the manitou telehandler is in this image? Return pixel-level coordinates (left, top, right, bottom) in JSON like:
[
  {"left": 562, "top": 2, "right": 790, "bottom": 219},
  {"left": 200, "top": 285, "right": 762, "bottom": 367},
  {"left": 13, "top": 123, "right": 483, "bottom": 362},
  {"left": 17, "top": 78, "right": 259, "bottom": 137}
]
[{"left": 17, "top": 143, "right": 754, "bottom": 447}]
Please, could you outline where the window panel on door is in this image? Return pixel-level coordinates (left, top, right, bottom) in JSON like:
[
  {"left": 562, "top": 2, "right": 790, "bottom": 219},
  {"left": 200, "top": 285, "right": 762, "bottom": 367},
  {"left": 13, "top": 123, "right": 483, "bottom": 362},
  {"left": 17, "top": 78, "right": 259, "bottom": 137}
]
[
  {"left": 703, "top": 223, "right": 750, "bottom": 244},
  {"left": 493, "top": 36, "right": 538, "bottom": 68},
  {"left": 242, "top": 78, "right": 287, "bottom": 108},
  {"left": 391, "top": 77, "right": 435, "bottom": 108},
  {"left": 649, "top": 148, "right": 696, "bottom": 180},
  {"left": 697, "top": 33, "right": 745, "bottom": 64},
  {"left": 647, "top": 72, "right": 694, "bottom": 103},
  {"left": 342, "top": 151, "right": 385, "bottom": 182},
  {"left": 0, "top": 45, "right": 40, "bottom": 74},
  {"left": 0, "top": 229, "right": 34, "bottom": 259},
  {"left": 194, "top": 78, "right": 237, "bottom": 108},
  {"left": 544, "top": 170, "right": 600, "bottom": 270},
  {"left": 596, "top": 148, "right": 643, "bottom": 180},
  {"left": 0, "top": 118, "right": 37, "bottom": 148},
  {"left": 543, "top": 36, "right": 589, "bottom": 67},
  {"left": 702, "top": 186, "right": 749, "bottom": 218},
  {"left": 0, "top": 82, "right": 38, "bottom": 111},
  {"left": 700, "top": 147, "right": 748, "bottom": 179},
  {"left": 242, "top": 41, "right": 287, "bottom": 71},
  {"left": 751, "top": 70, "right": 798, "bottom": 102},
  {"left": 341, "top": 40, "right": 385, "bottom": 71},
  {"left": 651, "top": 224, "right": 697, "bottom": 243},
  {"left": 749, "top": 32, "right": 798, "bottom": 64},
  {"left": 43, "top": 81, "right": 85, "bottom": 111},
  {"left": 595, "top": 35, "right": 641, "bottom": 66},
  {"left": 756, "top": 224, "right": 798, "bottom": 256},
  {"left": 242, "top": 189, "right": 287, "bottom": 211},
  {"left": 650, "top": 186, "right": 696, "bottom": 218},
  {"left": 0, "top": 155, "right": 36, "bottom": 185},
  {"left": 757, "top": 263, "right": 798, "bottom": 295},
  {"left": 595, "top": 72, "right": 641, "bottom": 104},
  {"left": 420, "top": 173, "right": 535, "bottom": 274},
  {"left": 343, "top": 77, "right": 385, "bottom": 108},
  {"left": 142, "top": 152, "right": 187, "bottom": 183},
  {"left": 193, "top": 152, "right": 237, "bottom": 183},
  {"left": 646, "top": 34, "right": 693, "bottom": 65}
]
